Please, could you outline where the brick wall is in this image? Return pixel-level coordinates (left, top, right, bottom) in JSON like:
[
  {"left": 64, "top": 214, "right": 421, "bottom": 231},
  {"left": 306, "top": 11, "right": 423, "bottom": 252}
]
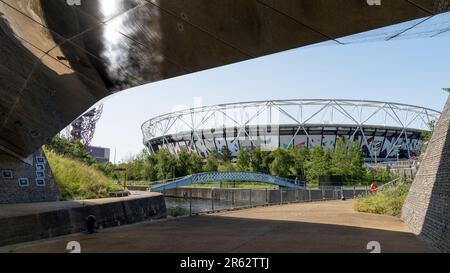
[
  {"left": 0, "top": 148, "right": 60, "bottom": 204},
  {"left": 402, "top": 96, "right": 450, "bottom": 252}
]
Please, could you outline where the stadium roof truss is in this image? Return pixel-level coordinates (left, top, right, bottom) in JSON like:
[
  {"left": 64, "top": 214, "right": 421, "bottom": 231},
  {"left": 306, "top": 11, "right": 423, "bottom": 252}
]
[{"left": 141, "top": 99, "right": 440, "bottom": 160}]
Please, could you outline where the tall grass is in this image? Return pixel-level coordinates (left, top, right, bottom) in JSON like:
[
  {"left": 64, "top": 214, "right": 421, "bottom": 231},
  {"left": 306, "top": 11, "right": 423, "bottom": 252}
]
[
  {"left": 353, "top": 181, "right": 411, "bottom": 216},
  {"left": 45, "top": 149, "right": 121, "bottom": 200}
]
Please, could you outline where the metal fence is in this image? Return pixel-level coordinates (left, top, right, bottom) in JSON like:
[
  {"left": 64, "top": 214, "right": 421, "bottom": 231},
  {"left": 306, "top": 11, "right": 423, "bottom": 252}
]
[{"left": 163, "top": 187, "right": 371, "bottom": 216}]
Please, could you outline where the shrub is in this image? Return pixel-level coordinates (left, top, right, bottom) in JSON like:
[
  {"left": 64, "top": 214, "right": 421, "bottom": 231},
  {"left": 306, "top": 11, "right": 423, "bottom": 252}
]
[
  {"left": 46, "top": 136, "right": 96, "bottom": 165},
  {"left": 353, "top": 181, "right": 410, "bottom": 216},
  {"left": 45, "top": 149, "right": 121, "bottom": 200},
  {"left": 218, "top": 162, "right": 236, "bottom": 172}
]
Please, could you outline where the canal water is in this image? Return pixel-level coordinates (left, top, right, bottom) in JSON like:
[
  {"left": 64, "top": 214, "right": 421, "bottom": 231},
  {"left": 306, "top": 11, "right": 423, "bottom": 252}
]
[{"left": 164, "top": 197, "right": 267, "bottom": 217}]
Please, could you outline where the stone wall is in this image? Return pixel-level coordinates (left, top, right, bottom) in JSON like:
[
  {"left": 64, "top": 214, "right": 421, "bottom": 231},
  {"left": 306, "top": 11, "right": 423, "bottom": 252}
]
[
  {"left": 0, "top": 193, "right": 166, "bottom": 246},
  {"left": 0, "top": 149, "right": 60, "bottom": 204},
  {"left": 402, "top": 96, "right": 450, "bottom": 252}
]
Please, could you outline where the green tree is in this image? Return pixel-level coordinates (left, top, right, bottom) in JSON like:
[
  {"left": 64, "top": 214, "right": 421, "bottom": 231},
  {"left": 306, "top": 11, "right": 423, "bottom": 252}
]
[
  {"left": 269, "top": 148, "right": 293, "bottom": 177},
  {"left": 93, "top": 161, "right": 116, "bottom": 178},
  {"left": 155, "top": 150, "right": 177, "bottom": 180},
  {"left": 305, "top": 146, "right": 332, "bottom": 183},
  {"left": 218, "top": 161, "right": 236, "bottom": 172},
  {"left": 236, "top": 148, "right": 251, "bottom": 172},
  {"left": 189, "top": 153, "right": 204, "bottom": 174},
  {"left": 145, "top": 152, "right": 158, "bottom": 181},
  {"left": 204, "top": 152, "right": 219, "bottom": 172},
  {"left": 123, "top": 150, "right": 148, "bottom": 181},
  {"left": 421, "top": 120, "right": 436, "bottom": 142},
  {"left": 250, "top": 147, "right": 264, "bottom": 172},
  {"left": 250, "top": 147, "right": 272, "bottom": 173},
  {"left": 289, "top": 145, "right": 309, "bottom": 177},
  {"left": 364, "top": 166, "right": 394, "bottom": 184},
  {"left": 219, "top": 146, "right": 233, "bottom": 162},
  {"left": 349, "top": 141, "right": 365, "bottom": 182},
  {"left": 331, "top": 137, "right": 351, "bottom": 177},
  {"left": 176, "top": 148, "right": 192, "bottom": 177},
  {"left": 45, "top": 136, "right": 96, "bottom": 166}
]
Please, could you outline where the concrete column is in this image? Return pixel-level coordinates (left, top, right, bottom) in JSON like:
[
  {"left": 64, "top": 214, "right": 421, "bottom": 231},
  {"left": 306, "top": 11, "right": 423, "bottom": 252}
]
[{"left": 402, "top": 96, "right": 450, "bottom": 252}]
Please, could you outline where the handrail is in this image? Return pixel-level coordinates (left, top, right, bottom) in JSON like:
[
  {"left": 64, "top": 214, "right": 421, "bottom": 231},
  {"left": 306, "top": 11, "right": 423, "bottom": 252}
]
[
  {"left": 150, "top": 171, "right": 305, "bottom": 192},
  {"left": 148, "top": 175, "right": 192, "bottom": 185},
  {"left": 378, "top": 178, "right": 401, "bottom": 191}
]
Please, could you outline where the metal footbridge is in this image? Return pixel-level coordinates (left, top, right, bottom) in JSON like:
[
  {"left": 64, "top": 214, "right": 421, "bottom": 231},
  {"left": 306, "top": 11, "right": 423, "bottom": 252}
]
[{"left": 149, "top": 172, "right": 305, "bottom": 192}]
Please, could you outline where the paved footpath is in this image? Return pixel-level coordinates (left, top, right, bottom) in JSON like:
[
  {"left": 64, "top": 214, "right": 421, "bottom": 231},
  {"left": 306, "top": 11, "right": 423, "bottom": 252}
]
[{"left": 1, "top": 200, "right": 432, "bottom": 253}]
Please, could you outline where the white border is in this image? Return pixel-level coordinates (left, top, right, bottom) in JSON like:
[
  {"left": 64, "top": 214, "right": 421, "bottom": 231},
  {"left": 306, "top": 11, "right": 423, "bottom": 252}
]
[
  {"left": 18, "top": 178, "right": 29, "bottom": 187},
  {"left": 1, "top": 169, "right": 13, "bottom": 179},
  {"left": 35, "top": 178, "right": 46, "bottom": 187}
]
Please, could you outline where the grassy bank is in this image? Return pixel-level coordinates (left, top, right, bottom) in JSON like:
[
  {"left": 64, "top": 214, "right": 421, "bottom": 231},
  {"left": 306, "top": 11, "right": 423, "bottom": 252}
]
[
  {"left": 45, "top": 149, "right": 121, "bottom": 200},
  {"left": 353, "top": 181, "right": 411, "bottom": 216}
]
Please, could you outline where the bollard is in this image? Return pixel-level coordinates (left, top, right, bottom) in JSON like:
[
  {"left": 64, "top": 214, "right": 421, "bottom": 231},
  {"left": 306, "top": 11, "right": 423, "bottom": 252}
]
[
  {"left": 265, "top": 188, "right": 268, "bottom": 204},
  {"left": 85, "top": 215, "right": 96, "bottom": 234},
  {"left": 309, "top": 189, "right": 311, "bottom": 201}
]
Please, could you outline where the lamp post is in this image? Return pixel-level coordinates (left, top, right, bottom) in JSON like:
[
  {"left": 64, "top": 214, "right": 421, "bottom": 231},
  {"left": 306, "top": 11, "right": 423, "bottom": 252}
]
[
  {"left": 372, "top": 141, "right": 382, "bottom": 165},
  {"left": 394, "top": 144, "right": 402, "bottom": 164},
  {"left": 114, "top": 167, "right": 127, "bottom": 191}
]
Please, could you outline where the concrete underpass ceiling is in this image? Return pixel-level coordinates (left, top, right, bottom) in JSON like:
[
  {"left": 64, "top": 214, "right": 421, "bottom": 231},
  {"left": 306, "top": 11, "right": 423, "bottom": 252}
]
[{"left": 0, "top": 0, "right": 450, "bottom": 159}]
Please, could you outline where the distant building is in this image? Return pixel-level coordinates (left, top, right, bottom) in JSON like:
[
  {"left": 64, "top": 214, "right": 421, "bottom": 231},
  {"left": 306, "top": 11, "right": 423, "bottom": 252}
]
[{"left": 87, "top": 146, "right": 111, "bottom": 163}]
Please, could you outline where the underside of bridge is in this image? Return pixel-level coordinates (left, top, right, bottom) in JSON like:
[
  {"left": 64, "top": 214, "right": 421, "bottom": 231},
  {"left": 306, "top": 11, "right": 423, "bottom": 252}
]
[
  {"left": 0, "top": 0, "right": 450, "bottom": 251},
  {"left": 1, "top": 0, "right": 450, "bottom": 159}
]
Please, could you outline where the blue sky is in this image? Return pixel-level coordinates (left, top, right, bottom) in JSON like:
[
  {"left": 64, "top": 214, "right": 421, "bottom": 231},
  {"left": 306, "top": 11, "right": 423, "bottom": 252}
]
[{"left": 91, "top": 34, "right": 450, "bottom": 163}]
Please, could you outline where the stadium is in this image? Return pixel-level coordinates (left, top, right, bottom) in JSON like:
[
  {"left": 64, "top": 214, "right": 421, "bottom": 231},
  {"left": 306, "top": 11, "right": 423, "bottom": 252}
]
[{"left": 141, "top": 99, "right": 440, "bottom": 162}]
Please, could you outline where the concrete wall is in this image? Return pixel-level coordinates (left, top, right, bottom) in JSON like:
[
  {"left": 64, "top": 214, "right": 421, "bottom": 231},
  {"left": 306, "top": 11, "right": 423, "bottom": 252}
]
[
  {"left": 0, "top": 194, "right": 166, "bottom": 246},
  {"left": 0, "top": 149, "right": 60, "bottom": 204},
  {"left": 402, "top": 97, "right": 450, "bottom": 252},
  {"left": 162, "top": 188, "right": 369, "bottom": 204}
]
